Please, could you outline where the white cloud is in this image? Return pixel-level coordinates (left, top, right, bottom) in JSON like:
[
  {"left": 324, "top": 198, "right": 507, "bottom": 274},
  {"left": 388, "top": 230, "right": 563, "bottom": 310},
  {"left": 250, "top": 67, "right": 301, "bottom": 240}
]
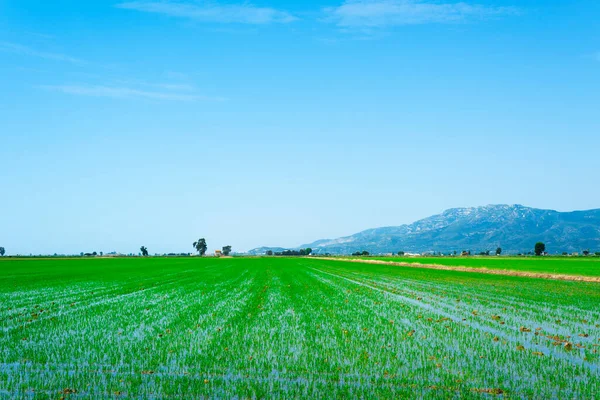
[
  {"left": 325, "top": 0, "right": 519, "bottom": 27},
  {"left": 0, "top": 41, "right": 86, "bottom": 64},
  {"left": 38, "top": 84, "right": 224, "bottom": 102},
  {"left": 116, "top": 1, "right": 297, "bottom": 24}
]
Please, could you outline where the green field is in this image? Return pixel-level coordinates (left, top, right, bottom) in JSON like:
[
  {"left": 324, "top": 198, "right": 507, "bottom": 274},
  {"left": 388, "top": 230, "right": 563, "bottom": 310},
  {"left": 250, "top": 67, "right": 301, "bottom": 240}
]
[
  {"left": 367, "top": 256, "right": 600, "bottom": 277},
  {"left": 1, "top": 257, "right": 599, "bottom": 398}
]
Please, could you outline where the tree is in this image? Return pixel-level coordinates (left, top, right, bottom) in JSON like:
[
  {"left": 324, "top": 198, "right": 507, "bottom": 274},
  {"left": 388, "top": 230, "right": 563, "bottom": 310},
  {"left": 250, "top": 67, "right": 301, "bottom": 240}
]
[
  {"left": 361, "top": 250, "right": 370, "bottom": 256},
  {"left": 583, "top": 250, "right": 590, "bottom": 256},
  {"left": 305, "top": 248, "right": 312, "bottom": 255},
  {"left": 193, "top": 238, "right": 207, "bottom": 256},
  {"left": 140, "top": 246, "right": 149, "bottom": 257},
  {"left": 100, "top": 251, "right": 103, "bottom": 256},
  {"left": 266, "top": 250, "right": 273, "bottom": 256},
  {"left": 496, "top": 247, "right": 502, "bottom": 256},
  {"left": 92, "top": 251, "right": 97, "bottom": 256},
  {"left": 534, "top": 242, "right": 546, "bottom": 256},
  {"left": 222, "top": 245, "right": 232, "bottom": 256},
  {"left": 398, "top": 251, "right": 405, "bottom": 256},
  {"left": 0, "top": 247, "right": 4, "bottom": 257}
]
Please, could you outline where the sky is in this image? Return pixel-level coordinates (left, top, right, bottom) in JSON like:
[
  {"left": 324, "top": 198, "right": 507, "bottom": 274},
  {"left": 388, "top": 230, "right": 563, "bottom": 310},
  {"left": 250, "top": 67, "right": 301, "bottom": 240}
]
[{"left": 1, "top": 0, "right": 599, "bottom": 255}]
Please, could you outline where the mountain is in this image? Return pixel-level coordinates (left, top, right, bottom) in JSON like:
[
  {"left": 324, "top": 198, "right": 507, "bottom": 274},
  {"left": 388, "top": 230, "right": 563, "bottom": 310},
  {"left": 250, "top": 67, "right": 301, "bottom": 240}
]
[
  {"left": 246, "top": 247, "right": 288, "bottom": 255},
  {"left": 247, "top": 205, "right": 600, "bottom": 255}
]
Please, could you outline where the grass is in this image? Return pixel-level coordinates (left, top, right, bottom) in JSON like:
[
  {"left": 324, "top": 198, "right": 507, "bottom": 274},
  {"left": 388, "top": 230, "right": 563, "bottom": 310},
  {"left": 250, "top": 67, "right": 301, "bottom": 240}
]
[
  {"left": 0, "top": 257, "right": 599, "bottom": 398},
  {"left": 365, "top": 256, "right": 600, "bottom": 277}
]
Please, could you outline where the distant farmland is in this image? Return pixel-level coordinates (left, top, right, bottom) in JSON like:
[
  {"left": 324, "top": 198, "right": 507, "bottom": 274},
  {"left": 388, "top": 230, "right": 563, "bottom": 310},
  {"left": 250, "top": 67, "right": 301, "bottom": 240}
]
[
  {"left": 366, "top": 256, "right": 600, "bottom": 277},
  {"left": 1, "top": 257, "right": 599, "bottom": 398}
]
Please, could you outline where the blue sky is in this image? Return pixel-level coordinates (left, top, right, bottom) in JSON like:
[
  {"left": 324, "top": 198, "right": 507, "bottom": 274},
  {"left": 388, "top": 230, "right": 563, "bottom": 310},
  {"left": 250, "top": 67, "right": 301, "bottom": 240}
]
[{"left": 1, "top": 0, "right": 599, "bottom": 255}]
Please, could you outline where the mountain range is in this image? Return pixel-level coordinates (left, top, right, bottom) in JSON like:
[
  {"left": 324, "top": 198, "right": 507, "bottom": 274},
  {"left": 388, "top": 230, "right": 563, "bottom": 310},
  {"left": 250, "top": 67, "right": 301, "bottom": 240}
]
[{"left": 247, "top": 205, "right": 600, "bottom": 255}]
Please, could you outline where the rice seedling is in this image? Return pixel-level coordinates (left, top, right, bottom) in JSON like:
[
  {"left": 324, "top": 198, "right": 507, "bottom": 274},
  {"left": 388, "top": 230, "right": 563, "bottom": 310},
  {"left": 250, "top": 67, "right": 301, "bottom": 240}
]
[{"left": 0, "top": 257, "right": 598, "bottom": 398}]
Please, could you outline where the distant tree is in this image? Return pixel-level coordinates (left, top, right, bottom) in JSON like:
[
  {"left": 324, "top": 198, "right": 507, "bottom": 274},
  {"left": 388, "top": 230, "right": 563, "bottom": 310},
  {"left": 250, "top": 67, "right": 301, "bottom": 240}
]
[
  {"left": 361, "top": 251, "right": 370, "bottom": 256},
  {"left": 222, "top": 245, "right": 232, "bottom": 256},
  {"left": 80, "top": 252, "right": 84, "bottom": 257},
  {"left": 595, "top": 252, "right": 600, "bottom": 256},
  {"left": 562, "top": 252, "right": 568, "bottom": 256},
  {"left": 534, "top": 242, "right": 546, "bottom": 256},
  {"left": 193, "top": 238, "right": 207, "bottom": 256},
  {"left": 583, "top": 250, "right": 590, "bottom": 256},
  {"left": 0, "top": 247, "right": 4, "bottom": 257},
  {"left": 277, "top": 249, "right": 308, "bottom": 256},
  {"left": 485, "top": 250, "right": 490, "bottom": 256},
  {"left": 92, "top": 251, "right": 97, "bottom": 256},
  {"left": 140, "top": 246, "right": 149, "bottom": 257},
  {"left": 453, "top": 250, "right": 457, "bottom": 256},
  {"left": 352, "top": 251, "right": 361, "bottom": 256},
  {"left": 100, "top": 251, "right": 103, "bottom": 256},
  {"left": 496, "top": 247, "right": 502, "bottom": 256},
  {"left": 397, "top": 251, "right": 405, "bottom": 256},
  {"left": 305, "top": 248, "right": 312, "bottom": 255},
  {"left": 266, "top": 250, "right": 273, "bottom": 256}
]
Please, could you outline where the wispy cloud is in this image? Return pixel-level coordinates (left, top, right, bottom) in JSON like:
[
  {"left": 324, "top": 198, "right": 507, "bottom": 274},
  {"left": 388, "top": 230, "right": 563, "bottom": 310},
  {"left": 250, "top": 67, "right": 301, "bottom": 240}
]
[
  {"left": 116, "top": 1, "right": 297, "bottom": 24},
  {"left": 111, "top": 78, "right": 197, "bottom": 92},
  {"left": 0, "top": 41, "right": 86, "bottom": 64},
  {"left": 325, "top": 0, "right": 519, "bottom": 28},
  {"left": 38, "top": 84, "right": 224, "bottom": 102}
]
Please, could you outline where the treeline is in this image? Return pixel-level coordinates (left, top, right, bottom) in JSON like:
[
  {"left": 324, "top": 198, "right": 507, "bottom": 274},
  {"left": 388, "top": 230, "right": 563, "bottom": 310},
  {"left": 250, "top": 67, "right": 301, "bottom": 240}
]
[
  {"left": 266, "top": 248, "right": 312, "bottom": 256},
  {"left": 3, "top": 240, "right": 600, "bottom": 258}
]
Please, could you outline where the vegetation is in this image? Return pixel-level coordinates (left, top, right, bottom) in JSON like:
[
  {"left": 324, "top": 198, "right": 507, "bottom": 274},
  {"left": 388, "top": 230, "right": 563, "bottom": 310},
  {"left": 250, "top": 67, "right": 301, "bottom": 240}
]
[
  {"left": 0, "top": 247, "right": 4, "bottom": 256},
  {"left": 274, "top": 248, "right": 311, "bottom": 256},
  {"left": 496, "top": 247, "right": 502, "bottom": 255},
  {"left": 369, "top": 256, "right": 600, "bottom": 277},
  {"left": 193, "top": 238, "right": 207, "bottom": 256},
  {"left": 535, "top": 242, "right": 546, "bottom": 256},
  {"left": 222, "top": 246, "right": 232, "bottom": 256},
  {"left": 0, "top": 257, "right": 598, "bottom": 398},
  {"left": 140, "top": 246, "right": 149, "bottom": 257}
]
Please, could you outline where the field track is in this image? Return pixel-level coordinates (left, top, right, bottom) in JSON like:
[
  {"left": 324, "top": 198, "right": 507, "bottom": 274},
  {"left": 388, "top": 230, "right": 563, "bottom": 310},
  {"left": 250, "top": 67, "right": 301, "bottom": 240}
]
[{"left": 324, "top": 257, "right": 600, "bottom": 283}]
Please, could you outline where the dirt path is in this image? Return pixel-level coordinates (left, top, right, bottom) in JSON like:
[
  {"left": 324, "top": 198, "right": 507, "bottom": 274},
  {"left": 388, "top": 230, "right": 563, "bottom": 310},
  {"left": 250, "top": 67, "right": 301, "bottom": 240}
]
[{"left": 316, "top": 257, "right": 600, "bottom": 283}]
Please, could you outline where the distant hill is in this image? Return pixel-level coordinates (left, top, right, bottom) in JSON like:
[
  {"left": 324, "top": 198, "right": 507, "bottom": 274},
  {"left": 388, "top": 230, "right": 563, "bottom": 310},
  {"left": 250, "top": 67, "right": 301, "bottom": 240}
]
[
  {"left": 246, "top": 247, "right": 288, "bottom": 255},
  {"left": 247, "top": 205, "right": 600, "bottom": 255}
]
